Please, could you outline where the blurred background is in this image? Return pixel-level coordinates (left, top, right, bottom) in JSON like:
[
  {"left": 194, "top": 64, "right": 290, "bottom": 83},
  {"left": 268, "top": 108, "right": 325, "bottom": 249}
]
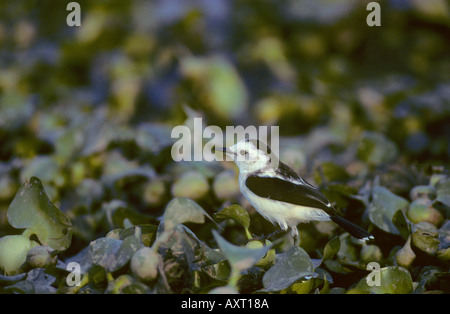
[{"left": 0, "top": 0, "right": 449, "bottom": 256}]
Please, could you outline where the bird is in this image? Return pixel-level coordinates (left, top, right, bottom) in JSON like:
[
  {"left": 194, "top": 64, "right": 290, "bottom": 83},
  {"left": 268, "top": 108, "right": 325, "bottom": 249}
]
[{"left": 217, "top": 139, "right": 373, "bottom": 246}]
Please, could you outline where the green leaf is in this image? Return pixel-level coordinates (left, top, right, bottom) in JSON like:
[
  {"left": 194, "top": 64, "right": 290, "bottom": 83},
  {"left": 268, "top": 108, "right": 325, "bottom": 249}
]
[
  {"left": 354, "top": 266, "right": 413, "bottom": 294},
  {"left": 180, "top": 56, "right": 248, "bottom": 119},
  {"left": 436, "top": 179, "right": 450, "bottom": 217},
  {"left": 212, "top": 230, "right": 271, "bottom": 272},
  {"left": 262, "top": 246, "right": 313, "bottom": 292},
  {"left": 357, "top": 131, "right": 398, "bottom": 166},
  {"left": 119, "top": 225, "right": 158, "bottom": 247},
  {"left": 0, "top": 235, "right": 39, "bottom": 275},
  {"left": 89, "top": 238, "right": 123, "bottom": 272},
  {"left": 392, "top": 209, "right": 411, "bottom": 240},
  {"left": 101, "top": 151, "right": 155, "bottom": 187},
  {"left": 314, "top": 162, "right": 350, "bottom": 184},
  {"left": 312, "top": 236, "right": 340, "bottom": 270},
  {"left": 214, "top": 204, "right": 250, "bottom": 230},
  {"left": 20, "top": 156, "right": 60, "bottom": 185},
  {"left": 368, "top": 186, "right": 409, "bottom": 235},
  {"left": 322, "top": 236, "right": 341, "bottom": 262},
  {"left": 7, "top": 177, "right": 73, "bottom": 251},
  {"left": 171, "top": 171, "right": 209, "bottom": 200},
  {"left": 163, "top": 197, "right": 209, "bottom": 231},
  {"left": 89, "top": 233, "right": 143, "bottom": 273}
]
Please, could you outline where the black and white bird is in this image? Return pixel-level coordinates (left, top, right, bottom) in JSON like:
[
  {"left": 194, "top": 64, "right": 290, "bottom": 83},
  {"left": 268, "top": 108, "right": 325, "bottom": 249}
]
[{"left": 218, "top": 139, "right": 373, "bottom": 245}]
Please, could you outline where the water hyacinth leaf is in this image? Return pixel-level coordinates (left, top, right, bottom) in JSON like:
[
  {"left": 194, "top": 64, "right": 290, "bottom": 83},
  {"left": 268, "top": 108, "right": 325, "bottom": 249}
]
[
  {"left": 322, "top": 236, "right": 340, "bottom": 262},
  {"left": 26, "top": 268, "right": 58, "bottom": 294},
  {"left": 103, "top": 200, "right": 157, "bottom": 228},
  {"left": 290, "top": 278, "right": 314, "bottom": 294},
  {"left": 63, "top": 246, "right": 93, "bottom": 274},
  {"left": 437, "top": 247, "right": 450, "bottom": 261},
  {"left": 435, "top": 179, "right": 450, "bottom": 216},
  {"left": 3, "top": 280, "right": 36, "bottom": 294},
  {"left": 438, "top": 220, "right": 450, "bottom": 251},
  {"left": 209, "top": 286, "right": 239, "bottom": 294},
  {"left": 355, "top": 266, "right": 413, "bottom": 294},
  {"left": 0, "top": 91, "right": 33, "bottom": 129},
  {"left": 101, "top": 151, "right": 156, "bottom": 187},
  {"left": 7, "top": 177, "right": 73, "bottom": 251},
  {"left": 0, "top": 273, "right": 27, "bottom": 285},
  {"left": 180, "top": 56, "right": 248, "bottom": 119},
  {"left": 214, "top": 204, "right": 250, "bottom": 230},
  {"left": 89, "top": 233, "right": 143, "bottom": 273},
  {"left": 411, "top": 230, "right": 440, "bottom": 255},
  {"left": 212, "top": 230, "right": 271, "bottom": 272},
  {"left": 262, "top": 246, "right": 314, "bottom": 292},
  {"left": 119, "top": 225, "right": 158, "bottom": 247},
  {"left": 337, "top": 233, "right": 359, "bottom": 262},
  {"left": 314, "top": 162, "right": 350, "bottom": 184},
  {"left": 409, "top": 185, "right": 436, "bottom": 201},
  {"left": 171, "top": 171, "right": 209, "bottom": 200},
  {"left": 19, "top": 156, "right": 60, "bottom": 185},
  {"left": 163, "top": 197, "right": 209, "bottom": 231},
  {"left": 368, "top": 186, "right": 409, "bottom": 235},
  {"left": 312, "top": 236, "right": 340, "bottom": 269},
  {"left": 135, "top": 123, "right": 174, "bottom": 154},
  {"left": 89, "top": 238, "right": 123, "bottom": 272},
  {"left": 411, "top": 0, "right": 450, "bottom": 22},
  {"left": 357, "top": 131, "right": 398, "bottom": 166},
  {"left": 392, "top": 209, "right": 411, "bottom": 240},
  {"left": 395, "top": 236, "right": 416, "bottom": 268},
  {"left": 0, "top": 235, "right": 39, "bottom": 275},
  {"left": 116, "top": 232, "right": 144, "bottom": 265},
  {"left": 213, "top": 171, "right": 240, "bottom": 201}
]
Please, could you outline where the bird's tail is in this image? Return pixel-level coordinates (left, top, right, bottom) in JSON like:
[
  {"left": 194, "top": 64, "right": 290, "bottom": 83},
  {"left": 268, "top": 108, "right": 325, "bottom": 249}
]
[{"left": 330, "top": 215, "right": 374, "bottom": 241}]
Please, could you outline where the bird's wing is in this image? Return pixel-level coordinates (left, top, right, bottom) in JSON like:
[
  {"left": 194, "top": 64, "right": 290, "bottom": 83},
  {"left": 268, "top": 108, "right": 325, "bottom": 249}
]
[
  {"left": 245, "top": 174, "right": 334, "bottom": 214},
  {"left": 276, "top": 161, "right": 301, "bottom": 181}
]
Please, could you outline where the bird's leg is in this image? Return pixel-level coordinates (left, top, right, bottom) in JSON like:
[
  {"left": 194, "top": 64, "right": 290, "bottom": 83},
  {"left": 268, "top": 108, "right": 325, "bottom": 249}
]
[
  {"left": 250, "top": 229, "right": 286, "bottom": 243},
  {"left": 291, "top": 227, "right": 300, "bottom": 247}
]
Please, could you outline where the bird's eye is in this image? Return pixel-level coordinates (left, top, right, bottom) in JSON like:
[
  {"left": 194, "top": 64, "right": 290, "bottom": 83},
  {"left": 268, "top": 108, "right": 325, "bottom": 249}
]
[{"left": 239, "top": 150, "right": 248, "bottom": 156}]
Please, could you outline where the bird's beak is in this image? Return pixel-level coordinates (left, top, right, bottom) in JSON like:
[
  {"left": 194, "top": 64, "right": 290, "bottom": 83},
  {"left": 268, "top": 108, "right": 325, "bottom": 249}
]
[
  {"left": 215, "top": 147, "right": 227, "bottom": 153},
  {"left": 215, "top": 147, "right": 233, "bottom": 156}
]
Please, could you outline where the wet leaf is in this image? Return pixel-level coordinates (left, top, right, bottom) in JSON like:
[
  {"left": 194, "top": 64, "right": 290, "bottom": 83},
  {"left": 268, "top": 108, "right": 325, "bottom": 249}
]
[
  {"left": 171, "top": 171, "right": 209, "bottom": 200},
  {"left": 89, "top": 232, "right": 143, "bottom": 273},
  {"left": 214, "top": 204, "right": 250, "bottom": 230},
  {"left": 368, "top": 186, "right": 409, "bottom": 235},
  {"left": 163, "top": 197, "right": 209, "bottom": 231},
  {"left": 212, "top": 230, "right": 271, "bottom": 272},
  {"left": 213, "top": 171, "right": 240, "bottom": 201},
  {"left": 357, "top": 131, "right": 398, "bottom": 166},
  {"left": 7, "top": 177, "right": 73, "bottom": 251},
  {"left": 313, "top": 236, "right": 340, "bottom": 269},
  {"left": 101, "top": 151, "right": 155, "bottom": 187},
  {"left": 436, "top": 179, "right": 450, "bottom": 212},
  {"left": 322, "top": 236, "right": 340, "bottom": 262},
  {"left": 119, "top": 225, "right": 158, "bottom": 247},
  {"left": 354, "top": 266, "right": 413, "bottom": 294},
  {"left": 135, "top": 123, "right": 174, "bottom": 154},
  {"left": 0, "top": 235, "right": 39, "bottom": 275},
  {"left": 392, "top": 209, "right": 412, "bottom": 240},
  {"left": 407, "top": 199, "right": 444, "bottom": 226},
  {"left": 3, "top": 280, "right": 36, "bottom": 294},
  {"left": 180, "top": 56, "right": 248, "bottom": 119},
  {"left": 411, "top": 230, "right": 440, "bottom": 256},
  {"left": 26, "top": 268, "right": 58, "bottom": 294},
  {"left": 314, "top": 162, "right": 350, "bottom": 184},
  {"left": 20, "top": 156, "right": 60, "bottom": 185},
  {"left": 262, "top": 246, "right": 313, "bottom": 292},
  {"left": 396, "top": 236, "right": 416, "bottom": 268}
]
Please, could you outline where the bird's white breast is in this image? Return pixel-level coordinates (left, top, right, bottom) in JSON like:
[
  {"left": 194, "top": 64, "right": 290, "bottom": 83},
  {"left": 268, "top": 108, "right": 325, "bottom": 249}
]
[{"left": 239, "top": 174, "right": 331, "bottom": 231}]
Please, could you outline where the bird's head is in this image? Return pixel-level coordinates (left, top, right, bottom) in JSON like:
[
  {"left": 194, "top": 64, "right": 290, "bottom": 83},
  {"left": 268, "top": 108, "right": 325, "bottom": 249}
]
[{"left": 217, "top": 139, "right": 277, "bottom": 173}]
